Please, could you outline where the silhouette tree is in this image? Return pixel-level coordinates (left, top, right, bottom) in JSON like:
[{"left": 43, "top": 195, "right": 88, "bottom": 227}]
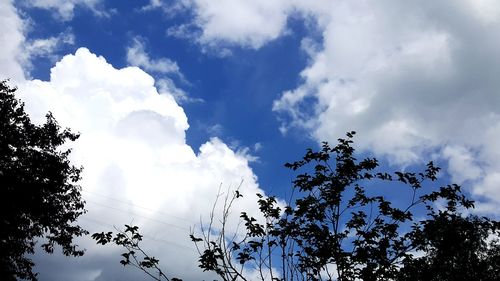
[
  {"left": 95, "top": 132, "right": 500, "bottom": 281},
  {"left": 0, "top": 80, "right": 87, "bottom": 280},
  {"left": 396, "top": 209, "right": 500, "bottom": 281}
]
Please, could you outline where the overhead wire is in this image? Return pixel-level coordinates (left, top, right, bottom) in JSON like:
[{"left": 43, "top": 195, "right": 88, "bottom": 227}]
[
  {"left": 80, "top": 215, "right": 199, "bottom": 253},
  {"left": 82, "top": 190, "right": 197, "bottom": 224},
  {"left": 85, "top": 199, "right": 193, "bottom": 232},
  {"left": 81, "top": 189, "right": 242, "bottom": 250}
]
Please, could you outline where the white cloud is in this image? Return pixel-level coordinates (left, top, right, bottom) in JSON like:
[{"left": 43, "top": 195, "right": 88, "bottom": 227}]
[
  {"left": 140, "top": 0, "right": 188, "bottom": 17},
  {"left": 16, "top": 48, "right": 270, "bottom": 280},
  {"left": 442, "top": 146, "right": 483, "bottom": 184},
  {"left": 155, "top": 0, "right": 335, "bottom": 51},
  {"left": 126, "top": 37, "right": 181, "bottom": 75},
  {"left": 28, "top": 30, "right": 74, "bottom": 54},
  {"left": 191, "top": 0, "right": 292, "bottom": 49},
  {"left": 126, "top": 38, "right": 201, "bottom": 104},
  {"left": 22, "top": 29, "right": 75, "bottom": 66},
  {"left": 25, "top": 37, "right": 59, "bottom": 57},
  {"left": 0, "top": 0, "right": 26, "bottom": 83},
  {"left": 0, "top": 0, "right": 75, "bottom": 82},
  {"left": 4, "top": 0, "right": 500, "bottom": 278},
  {"left": 151, "top": 0, "right": 294, "bottom": 49},
  {"left": 141, "top": 0, "right": 164, "bottom": 11},
  {"left": 143, "top": 1, "right": 500, "bottom": 199},
  {"left": 24, "top": 0, "right": 107, "bottom": 21},
  {"left": 272, "top": 0, "right": 500, "bottom": 206},
  {"left": 0, "top": 8, "right": 239, "bottom": 276},
  {"left": 0, "top": 0, "right": 270, "bottom": 270},
  {"left": 156, "top": 77, "right": 202, "bottom": 104}
]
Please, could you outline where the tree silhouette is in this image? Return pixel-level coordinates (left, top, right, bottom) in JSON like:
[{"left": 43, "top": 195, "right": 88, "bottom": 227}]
[
  {"left": 0, "top": 80, "right": 87, "bottom": 280},
  {"left": 95, "top": 132, "right": 500, "bottom": 281},
  {"left": 396, "top": 209, "right": 500, "bottom": 280}
]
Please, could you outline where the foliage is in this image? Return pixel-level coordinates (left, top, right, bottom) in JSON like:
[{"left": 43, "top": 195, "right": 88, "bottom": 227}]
[
  {"left": 92, "top": 225, "right": 181, "bottom": 281},
  {"left": 97, "top": 132, "right": 500, "bottom": 281},
  {"left": 0, "top": 80, "right": 87, "bottom": 280},
  {"left": 396, "top": 208, "right": 500, "bottom": 280}
]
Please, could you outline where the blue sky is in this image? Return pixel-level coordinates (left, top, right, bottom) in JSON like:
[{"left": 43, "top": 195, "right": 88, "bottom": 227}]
[
  {"left": 25, "top": 0, "right": 318, "bottom": 193},
  {"left": 2, "top": 0, "right": 500, "bottom": 280}
]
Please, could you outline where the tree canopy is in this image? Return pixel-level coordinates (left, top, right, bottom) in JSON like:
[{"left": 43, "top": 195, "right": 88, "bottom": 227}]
[
  {"left": 0, "top": 80, "right": 87, "bottom": 280},
  {"left": 95, "top": 132, "right": 500, "bottom": 281}
]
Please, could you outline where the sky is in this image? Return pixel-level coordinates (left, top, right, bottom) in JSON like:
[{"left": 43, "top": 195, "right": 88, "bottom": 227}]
[{"left": 1, "top": 0, "right": 500, "bottom": 280}]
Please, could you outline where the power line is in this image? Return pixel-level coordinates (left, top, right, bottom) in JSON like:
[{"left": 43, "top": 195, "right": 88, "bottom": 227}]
[
  {"left": 83, "top": 189, "right": 196, "bottom": 224},
  {"left": 85, "top": 199, "right": 192, "bottom": 232},
  {"left": 81, "top": 189, "right": 240, "bottom": 246},
  {"left": 80, "top": 216, "right": 199, "bottom": 253}
]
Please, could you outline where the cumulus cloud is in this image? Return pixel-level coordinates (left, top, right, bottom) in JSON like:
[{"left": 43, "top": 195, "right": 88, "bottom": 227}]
[
  {"left": 141, "top": 1, "right": 500, "bottom": 206},
  {"left": 17, "top": 48, "right": 269, "bottom": 280},
  {"left": 152, "top": 0, "right": 500, "bottom": 208},
  {"left": 0, "top": 0, "right": 74, "bottom": 81},
  {"left": 0, "top": 0, "right": 26, "bottom": 82},
  {"left": 1, "top": 1, "right": 268, "bottom": 275},
  {"left": 24, "top": 0, "right": 107, "bottom": 21},
  {"left": 272, "top": 1, "right": 500, "bottom": 206}
]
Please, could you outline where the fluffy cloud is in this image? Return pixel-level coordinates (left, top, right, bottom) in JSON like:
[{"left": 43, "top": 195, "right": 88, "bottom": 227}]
[
  {"left": 143, "top": 0, "right": 500, "bottom": 206},
  {"left": 273, "top": 1, "right": 500, "bottom": 206},
  {"left": 0, "top": 0, "right": 26, "bottom": 82},
  {"left": 0, "top": 1, "right": 74, "bottom": 81},
  {"left": 158, "top": 0, "right": 337, "bottom": 50},
  {"left": 150, "top": 0, "right": 500, "bottom": 207},
  {"left": 2, "top": 2, "right": 265, "bottom": 278},
  {"left": 190, "top": 0, "right": 292, "bottom": 48},
  {"left": 154, "top": 0, "right": 293, "bottom": 49},
  {"left": 17, "top": 48, "right": 268, "bottom": 280}
]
